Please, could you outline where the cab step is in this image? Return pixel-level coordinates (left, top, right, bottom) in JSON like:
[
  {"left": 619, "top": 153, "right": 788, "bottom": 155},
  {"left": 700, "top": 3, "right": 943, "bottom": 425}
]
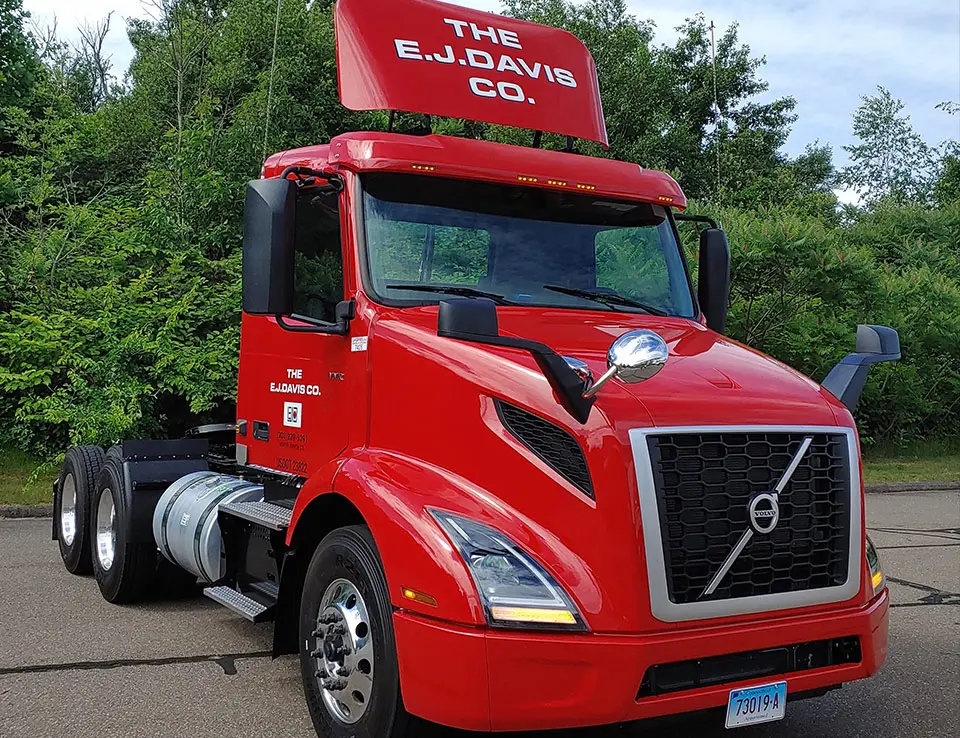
[
  {"left": 219, "top": 499, "right": 293, "bottom": 531},
  {"left": 203, "top": 585, "right": 275, "bottom": 623}
]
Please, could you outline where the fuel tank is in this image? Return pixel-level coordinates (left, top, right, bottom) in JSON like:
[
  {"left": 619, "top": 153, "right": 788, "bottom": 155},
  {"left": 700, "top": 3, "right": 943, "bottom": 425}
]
[{"left": 152, "top": 472, "right": 263, "bottom": 582}]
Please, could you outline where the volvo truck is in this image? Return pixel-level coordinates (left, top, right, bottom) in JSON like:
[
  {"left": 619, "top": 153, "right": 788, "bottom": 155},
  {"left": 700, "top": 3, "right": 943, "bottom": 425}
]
[{"left": 52, "top": 0, "right": 898, "bottom": 735}]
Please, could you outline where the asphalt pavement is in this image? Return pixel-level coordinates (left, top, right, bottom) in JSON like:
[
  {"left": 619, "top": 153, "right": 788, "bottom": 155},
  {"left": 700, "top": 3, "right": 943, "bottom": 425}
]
[{"left": 1, "top": 489, "right": 957, "bottom": 738}]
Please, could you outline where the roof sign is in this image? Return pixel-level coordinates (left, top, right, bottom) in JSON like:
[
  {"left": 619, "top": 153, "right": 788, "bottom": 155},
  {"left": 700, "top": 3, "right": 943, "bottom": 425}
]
[{"left": 335, "top": 0, "right": 609, "bottom": 146}]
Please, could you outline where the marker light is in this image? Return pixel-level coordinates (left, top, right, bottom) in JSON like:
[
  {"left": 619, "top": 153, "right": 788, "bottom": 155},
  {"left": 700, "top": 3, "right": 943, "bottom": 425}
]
[
  {"left": 866, "top": 535, "right": 886, "bottom": 596},
  {"left": 430, "top": 511, "right": 586, "bottom": 631},
  {"left": 658, "top": 195, "right": 674, "bottom": 203},
  {"left": 411, "top": 164, "right": 436, "bottom": 171},
  {"left": 517, "top": 175, "right": 539, "bottom": 183},
  {"left": 546, "top": 179, "right": 568, "bottom": 186},
  {"left": 401, "top": 587, "right": 438, "bottom": 607},
  {"left": 575, "top": 183, "right": 596, "bottom": 191}
]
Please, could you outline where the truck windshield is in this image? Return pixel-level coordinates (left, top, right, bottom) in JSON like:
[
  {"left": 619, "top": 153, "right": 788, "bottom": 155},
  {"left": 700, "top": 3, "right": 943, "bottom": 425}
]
[{"left": 361, "top": 172, "right": 696, "bottom": 318}]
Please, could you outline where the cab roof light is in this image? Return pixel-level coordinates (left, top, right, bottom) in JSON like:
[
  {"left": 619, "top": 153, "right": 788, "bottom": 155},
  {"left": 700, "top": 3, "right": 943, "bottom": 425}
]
[
  {"left": 518, "top": 175, "right": 539, "bottom": 183},
  {"left": 411, "top": 164, "right": 436, "bottom": 171},
  {"left": 401, "top": 587, "right": 438, "bottom": 607},
  {"left": 575, "top": 183, "right": 596, "bottom": 191},
  {"left": 658, "top": 195, "right": 675, "bottom": 203},
  {"left": 546, "top": 179, "right": 568, "bottom": 186}
]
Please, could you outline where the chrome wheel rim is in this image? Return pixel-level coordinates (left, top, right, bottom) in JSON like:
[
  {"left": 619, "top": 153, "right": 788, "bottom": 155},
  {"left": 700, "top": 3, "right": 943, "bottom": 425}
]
[
  {"left": 312, "top": 578, "right": 374, "bottom": 724},
  {"left": 60, "top": 474, "right": 77, "bottom": 546},
  {"left": 95, "top": 488, "right": 117, "bottom": 571}
]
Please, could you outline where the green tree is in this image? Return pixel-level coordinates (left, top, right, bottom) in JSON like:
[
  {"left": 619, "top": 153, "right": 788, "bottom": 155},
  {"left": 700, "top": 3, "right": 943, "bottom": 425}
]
[
  {"left": 0, "top": 0, "right": 39, "bottom": 109},
  {"left": 840, "top": 86, "right": 935, "bottom": 205}
]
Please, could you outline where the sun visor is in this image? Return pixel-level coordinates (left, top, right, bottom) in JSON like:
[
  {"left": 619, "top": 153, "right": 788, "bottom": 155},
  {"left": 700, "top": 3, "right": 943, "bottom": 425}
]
[{"left": 335, "top": 0, "right": 609, "bottom": 147}]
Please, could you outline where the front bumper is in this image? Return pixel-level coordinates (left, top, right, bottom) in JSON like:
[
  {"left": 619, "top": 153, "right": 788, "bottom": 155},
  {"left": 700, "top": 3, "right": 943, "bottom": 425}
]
[{"left": 394, "top": 590, "right": 888, "bottom": 732}]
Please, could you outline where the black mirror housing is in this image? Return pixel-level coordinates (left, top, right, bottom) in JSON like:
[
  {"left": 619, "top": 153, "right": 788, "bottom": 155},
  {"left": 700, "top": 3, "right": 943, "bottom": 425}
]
[
  {"left": 698, "top": 228, "right": 731, "bottom": 333},
  {"left": 438, "top": 297, "right": 500, "bottom": 339},
  {"left": 242, "top": 178, "right": 296, "bottom": 315},
  {"left": 822, "top": 324, "right": 901, "bottom": 412}
]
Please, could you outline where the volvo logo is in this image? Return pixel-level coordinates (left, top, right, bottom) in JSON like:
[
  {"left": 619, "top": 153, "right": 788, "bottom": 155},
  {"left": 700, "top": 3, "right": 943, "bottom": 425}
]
[{"left": 748, "top": 493, "right": 780, "bottom": 535}]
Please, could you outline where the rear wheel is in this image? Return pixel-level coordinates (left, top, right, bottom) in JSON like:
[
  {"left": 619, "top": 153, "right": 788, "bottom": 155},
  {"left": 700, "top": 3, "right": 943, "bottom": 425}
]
[
  {"left": 55, "top": 446, "right": 104, "bottom": 575},
  {"left": 90, "top": 452, "right": 158, "bottom": 603},
  {"left": 299, "top": 526, "right": 428, "bottom": 738}
]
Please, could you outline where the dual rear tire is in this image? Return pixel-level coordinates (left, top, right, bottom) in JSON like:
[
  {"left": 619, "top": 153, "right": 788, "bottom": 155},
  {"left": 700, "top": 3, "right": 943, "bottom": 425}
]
[
  {"left": 54, "top": 445, "right": 195, "bottom": 602},
  {"left": 54, "top": 446, "right": 105, "bottom": 575},
  {"left": 89, "top": 450, "right": 162, "bottom": 603}
]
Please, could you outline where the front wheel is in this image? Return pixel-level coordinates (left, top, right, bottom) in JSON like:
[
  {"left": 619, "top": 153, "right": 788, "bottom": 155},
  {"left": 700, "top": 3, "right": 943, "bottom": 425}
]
[{"left": 299, "top": 526, "right": 427, "bottom": 738}]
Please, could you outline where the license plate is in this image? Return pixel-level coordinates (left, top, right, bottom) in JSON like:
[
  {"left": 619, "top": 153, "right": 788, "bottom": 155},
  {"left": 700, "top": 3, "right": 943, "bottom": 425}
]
[{"left": 725, "top": 681, "right": 787, "bottom": 728}]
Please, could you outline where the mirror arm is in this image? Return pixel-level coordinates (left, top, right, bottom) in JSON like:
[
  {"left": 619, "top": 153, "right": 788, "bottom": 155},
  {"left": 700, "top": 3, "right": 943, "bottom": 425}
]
[
  {"left": 582, "top": 365, "right": 617, "bottom": 398},
  {"left": 275, "top": 299, "right": 355, "bottom": 336},
  {"left": 279, "top": 166, "right": 344, "bottom": 192},
  {"left": 675, "top": 213, "right": 721, "bottom": 230}
]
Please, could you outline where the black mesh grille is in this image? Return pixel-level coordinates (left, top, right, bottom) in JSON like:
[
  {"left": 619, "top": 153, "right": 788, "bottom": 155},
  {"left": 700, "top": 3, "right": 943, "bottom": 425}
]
[
  {"left": 637, "top": 636, "right": 862, "bottom": 698},
  {"left": 648, "top": 432, "right": 850, "bottom": 603},
  {"left": 496, "top": 400, "right": 594, "bottom": 498}
]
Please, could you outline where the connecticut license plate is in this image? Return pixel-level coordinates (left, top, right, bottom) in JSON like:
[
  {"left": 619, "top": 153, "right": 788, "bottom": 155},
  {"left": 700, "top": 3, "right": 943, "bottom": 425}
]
[{"left": 725, "top": 681, "right": 787, "bottom": 728}]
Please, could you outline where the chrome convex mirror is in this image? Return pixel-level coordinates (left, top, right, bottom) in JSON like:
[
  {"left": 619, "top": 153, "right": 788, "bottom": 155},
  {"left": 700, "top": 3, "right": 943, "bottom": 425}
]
[{"left": 582, "top": 329, "right": 669, "bottom": 398}]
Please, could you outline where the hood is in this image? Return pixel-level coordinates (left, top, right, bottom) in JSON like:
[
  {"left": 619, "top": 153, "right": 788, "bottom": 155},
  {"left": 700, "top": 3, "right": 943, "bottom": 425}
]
[{"left": 493, "top": 308, "right": 842, "bottom": 428}]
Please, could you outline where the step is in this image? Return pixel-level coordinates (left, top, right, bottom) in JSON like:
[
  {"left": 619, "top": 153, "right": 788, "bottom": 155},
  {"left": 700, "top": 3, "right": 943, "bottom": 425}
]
[
  {"left": 218, "top": 499, "right": 293, "bottom": 531},
  {"left": 203, "top": 585, "right": 274, "bottom": 622}
]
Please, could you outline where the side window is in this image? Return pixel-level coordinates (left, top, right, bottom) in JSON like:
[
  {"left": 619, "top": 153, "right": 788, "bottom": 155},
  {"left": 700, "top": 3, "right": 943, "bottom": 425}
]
[
  {"left": 595, "top": 226, "right": 673, "bottom": 309},
  {"left": 293, "top": 190, "right": 343, "bottom": 323}
]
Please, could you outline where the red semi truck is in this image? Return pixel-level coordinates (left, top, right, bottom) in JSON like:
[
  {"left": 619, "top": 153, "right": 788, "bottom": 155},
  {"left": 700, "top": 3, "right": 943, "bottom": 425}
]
[{"left": 51, "top": 1, "right": 899, "bottom": 735}]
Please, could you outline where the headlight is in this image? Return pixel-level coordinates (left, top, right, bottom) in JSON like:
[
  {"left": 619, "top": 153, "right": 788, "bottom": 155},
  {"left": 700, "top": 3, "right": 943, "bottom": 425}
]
[
  {"left": 866, "top": 534, "right": 886, "bottom": 596},
  {"left": 430, "top": 511, "right": 586, "bottom": 631}
]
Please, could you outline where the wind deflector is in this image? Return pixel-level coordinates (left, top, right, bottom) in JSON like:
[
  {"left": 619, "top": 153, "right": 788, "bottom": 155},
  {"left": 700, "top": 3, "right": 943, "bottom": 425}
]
[{"left": 335, "top": 0, "right": 609, "bottom": 147}]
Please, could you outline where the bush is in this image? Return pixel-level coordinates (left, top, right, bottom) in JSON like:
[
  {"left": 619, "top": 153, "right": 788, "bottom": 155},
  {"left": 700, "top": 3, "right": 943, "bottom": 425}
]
[{"left": 680, "top": 202, "right": 960, "bottom": 445}]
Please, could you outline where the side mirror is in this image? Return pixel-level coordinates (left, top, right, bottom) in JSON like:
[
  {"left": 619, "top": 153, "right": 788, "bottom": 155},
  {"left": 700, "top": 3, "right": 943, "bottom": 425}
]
[
  {"left": 698, "top": 228, "right": 731, "bottom": 333},
  {"left": 437, "top": 296, "right": 499, "bottom": 339},
  {"left": 242, "top": 178, "right": 296, "bottom": 315},
  {"left": 583, "top": 329, "right": 669, "bottom": 397},
  {"left": 822, "top": 325, "right": 901, "bottom": 412}
]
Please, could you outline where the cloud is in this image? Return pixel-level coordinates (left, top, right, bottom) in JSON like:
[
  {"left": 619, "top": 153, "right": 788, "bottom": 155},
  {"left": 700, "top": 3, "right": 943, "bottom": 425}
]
[{"left": 23, "top": 0, "right": 960, "bottom": 165}]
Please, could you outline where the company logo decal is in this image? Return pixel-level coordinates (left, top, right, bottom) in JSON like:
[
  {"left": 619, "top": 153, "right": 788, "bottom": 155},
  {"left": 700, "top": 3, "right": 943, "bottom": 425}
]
[
  {"left": 393, "top": 17, "right": 578, "bottom": 107},
  {"left": 284, "top": 401, "right": 302, "bottom": 429}
]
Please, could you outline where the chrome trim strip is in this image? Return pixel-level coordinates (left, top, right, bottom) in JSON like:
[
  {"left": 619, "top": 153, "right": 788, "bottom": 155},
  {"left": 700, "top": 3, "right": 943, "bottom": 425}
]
[
  {"left": 701, "top": 528, "right": 753, "bottom": 598},
  {"left": 629, "top": 425, "right": 862, "bottom": 623}
]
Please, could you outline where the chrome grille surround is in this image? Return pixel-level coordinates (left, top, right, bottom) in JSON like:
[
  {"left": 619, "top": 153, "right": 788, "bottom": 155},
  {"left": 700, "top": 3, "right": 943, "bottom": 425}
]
[{"left": 629, "top": 425, "right": 862, "bottom": 623}]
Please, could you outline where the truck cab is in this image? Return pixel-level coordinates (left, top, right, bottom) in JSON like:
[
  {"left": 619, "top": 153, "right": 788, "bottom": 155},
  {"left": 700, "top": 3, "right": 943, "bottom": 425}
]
[{"left": 52, "top": 1, "right": 899, "bottom": 736}]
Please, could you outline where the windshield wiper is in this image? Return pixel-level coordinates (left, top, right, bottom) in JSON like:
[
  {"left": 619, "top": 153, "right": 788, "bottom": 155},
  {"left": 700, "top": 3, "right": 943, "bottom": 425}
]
[
  {"left": 386, "top": 284, "right": 512, "bottom": 305},
  {"left": 541, "top": 285, "right": 668, "bottom": 316}
]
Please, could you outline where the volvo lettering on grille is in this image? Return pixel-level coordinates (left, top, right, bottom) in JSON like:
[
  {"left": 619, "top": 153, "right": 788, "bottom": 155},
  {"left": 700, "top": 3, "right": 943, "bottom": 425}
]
[{"left": 699, "top": 437, "right": 814, "bottom": 599}]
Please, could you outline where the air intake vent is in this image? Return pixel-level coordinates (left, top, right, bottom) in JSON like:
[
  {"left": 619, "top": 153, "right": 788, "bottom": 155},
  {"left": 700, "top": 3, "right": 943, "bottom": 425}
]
[{"left": 495, "top": 400, "right": 594, "bottom": 498}]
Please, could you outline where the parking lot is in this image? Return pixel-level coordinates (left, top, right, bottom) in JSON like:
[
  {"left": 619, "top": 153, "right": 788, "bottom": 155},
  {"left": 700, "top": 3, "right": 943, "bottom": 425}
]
[{"left": 1, "top": 489, "right": 957, "bottom": 738}]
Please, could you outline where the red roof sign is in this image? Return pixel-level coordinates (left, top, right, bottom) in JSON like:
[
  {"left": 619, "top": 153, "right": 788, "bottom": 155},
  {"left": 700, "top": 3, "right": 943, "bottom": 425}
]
[{"left": 335, "top": 0, "right": 609, "bottom": 146}]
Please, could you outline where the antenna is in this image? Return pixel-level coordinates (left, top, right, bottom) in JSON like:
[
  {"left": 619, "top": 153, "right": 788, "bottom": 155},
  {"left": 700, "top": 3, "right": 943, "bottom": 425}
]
[
  {"left": 263, "top": 0, "right": 283, "bottom": 160},
  {"left": 709, "top": 20, "right": 722, "bottom": 205}
]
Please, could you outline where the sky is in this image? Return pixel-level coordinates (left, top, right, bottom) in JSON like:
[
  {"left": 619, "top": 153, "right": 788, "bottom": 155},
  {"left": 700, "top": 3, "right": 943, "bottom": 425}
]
[{"left": 22, "top": 0, "right": 960, "bottom": 172}]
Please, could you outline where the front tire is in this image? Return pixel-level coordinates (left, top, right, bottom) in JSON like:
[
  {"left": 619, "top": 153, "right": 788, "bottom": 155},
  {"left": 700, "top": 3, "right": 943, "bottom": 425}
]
[
  {"left": 299, "top": 526, "right": 423, "bottom": 738},
  {"left": 90, "top": 452, "right": 157, "bottom": 603},
  {"left": 55, "top": 446, "right": 104, "bottom": 575}
]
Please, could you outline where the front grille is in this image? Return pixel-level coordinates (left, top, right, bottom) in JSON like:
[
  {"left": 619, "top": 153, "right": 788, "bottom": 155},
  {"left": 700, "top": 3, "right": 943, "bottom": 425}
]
[
  {"left": 637, "top": 636, "right": 862, "bottom": 698},
  {"left": 648, "top": 432, "right": 850, "bottom": 604},
  {"left": 495, "top": 400, "right": 594, "bottom": 498}
]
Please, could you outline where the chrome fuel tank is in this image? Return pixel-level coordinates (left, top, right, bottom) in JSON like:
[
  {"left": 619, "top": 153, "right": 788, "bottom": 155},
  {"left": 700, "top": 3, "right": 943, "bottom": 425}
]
[{"left": 152, "top": 472, "right": 262, "bottom": 582}]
